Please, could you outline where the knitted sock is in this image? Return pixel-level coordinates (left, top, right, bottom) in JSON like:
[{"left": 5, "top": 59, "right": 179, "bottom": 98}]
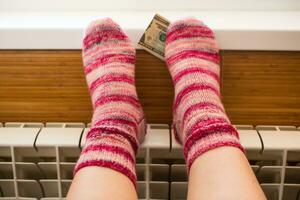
[
  {"left": 74, "top": 18, "right": 146, "bottom": 187},
  {"left": 165, "top": 18, "right": 244, "bottom": 171}
]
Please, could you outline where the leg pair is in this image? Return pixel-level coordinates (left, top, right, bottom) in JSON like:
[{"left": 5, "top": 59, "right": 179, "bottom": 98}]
[{"left": 67, "top": 18, "right": 266, "bottom": 200}]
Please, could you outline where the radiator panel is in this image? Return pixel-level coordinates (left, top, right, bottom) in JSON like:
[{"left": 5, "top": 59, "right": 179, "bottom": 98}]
[{"left": 0, "top": 122, "right": 300, "bottom": 200}]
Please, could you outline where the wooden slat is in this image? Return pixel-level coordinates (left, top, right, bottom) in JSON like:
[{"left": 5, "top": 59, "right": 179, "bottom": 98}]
[
  {"left": 222, "top": 51, "right": 300, "bottom": 126},
  {"left": 0, "top": 50, "right": 299, "bottom": 126}
]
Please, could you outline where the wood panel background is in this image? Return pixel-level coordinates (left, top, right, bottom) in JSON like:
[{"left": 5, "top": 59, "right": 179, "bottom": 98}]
[{"left": 0, "top": 50, "right": 299, "bottom": 126}]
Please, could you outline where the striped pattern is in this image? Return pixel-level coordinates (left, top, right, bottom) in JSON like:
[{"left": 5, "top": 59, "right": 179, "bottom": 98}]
[
  {"left": 74, "top": 18, "right": 146, "bottom": 187},
  {"left": 165, "top": 18, "right": 245, "bottom": 171}
]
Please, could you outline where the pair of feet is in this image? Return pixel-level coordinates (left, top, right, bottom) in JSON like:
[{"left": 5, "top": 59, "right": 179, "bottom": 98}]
[{"left": 74, "top": 18, "right": 244, "bottom": 187}]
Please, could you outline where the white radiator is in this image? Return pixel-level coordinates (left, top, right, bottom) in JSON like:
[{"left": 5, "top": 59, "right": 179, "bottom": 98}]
[{"left": 0, "top": 122, "right": 299, "bottom": 200}]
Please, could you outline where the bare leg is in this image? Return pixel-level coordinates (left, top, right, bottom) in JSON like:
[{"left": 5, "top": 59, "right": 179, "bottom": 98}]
[
  {"left": 187, "top": 147, "right": 266, "bottom": 200},
  {"left": 67, "top": 167, "right": 137, "bottom": 200}
]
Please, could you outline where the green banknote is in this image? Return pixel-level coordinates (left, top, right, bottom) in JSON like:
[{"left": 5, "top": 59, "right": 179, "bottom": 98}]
[{"left": 138, "top": 14, "right": 170, "bottom": 60}]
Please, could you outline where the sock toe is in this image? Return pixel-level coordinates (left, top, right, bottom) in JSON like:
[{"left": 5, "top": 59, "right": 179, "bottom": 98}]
[
  {"left": 82, "top": 18, "right": 132, "bottom": 54},
  {"left": 166, "top": 18, "right": 214, "bottom": 42},
  {"left": 167, "top": 18, "right": 206, "bottom": 32},
  {"left": 85, "top": 18, "right": 123, "bottom": 38},
  {"left": 165, "top": 18, "right": 219, "bottom": 66}
]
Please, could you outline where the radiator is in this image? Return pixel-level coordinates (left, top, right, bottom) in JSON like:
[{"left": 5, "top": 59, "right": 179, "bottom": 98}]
[{"left": 0, "top": 122, "right": 299, "bottom": 200}]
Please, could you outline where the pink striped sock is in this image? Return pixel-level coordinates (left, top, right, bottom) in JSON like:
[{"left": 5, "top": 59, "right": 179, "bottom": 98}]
[
  {"left": 74, "top": 18, "right": 146, "bottom": 187},
  {"left": 165, "top": 18, "right": 245, "bottom": 171}
]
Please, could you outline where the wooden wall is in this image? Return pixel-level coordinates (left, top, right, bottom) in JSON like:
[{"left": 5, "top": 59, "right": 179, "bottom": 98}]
[{"left": 0, "top": 50, "right": 299, "bottom": 126}]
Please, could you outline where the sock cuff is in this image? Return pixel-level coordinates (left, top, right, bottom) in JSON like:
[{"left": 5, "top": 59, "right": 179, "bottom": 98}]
[
  {"left": 73, "top": 133, "right": 137, "bottom": 187},
  {"left": 184, "top": 124, "right": 245, "bottom": 172}
]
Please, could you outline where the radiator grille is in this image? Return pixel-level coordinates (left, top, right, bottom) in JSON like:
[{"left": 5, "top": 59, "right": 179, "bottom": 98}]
[{"left": 0, "top": 122, "right": 300, "bottom": 200}]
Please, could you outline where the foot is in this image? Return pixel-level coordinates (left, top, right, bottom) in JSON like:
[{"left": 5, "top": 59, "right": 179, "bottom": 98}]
[
  {"left": 74, "top": 18, "right": 146, "bottom": 187},
  {"left": 165, "top": 18, "right": 244, "bottom": 171}
]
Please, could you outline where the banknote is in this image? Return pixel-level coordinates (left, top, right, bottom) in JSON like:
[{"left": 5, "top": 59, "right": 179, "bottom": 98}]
[{"left": 138, "top": 14, "right": 170, "bottom": 60}]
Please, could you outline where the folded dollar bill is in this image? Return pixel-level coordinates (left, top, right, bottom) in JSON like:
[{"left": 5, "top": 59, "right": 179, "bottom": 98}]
[{"left": 138, "top": 14, "right": 170, "bottom": 60}]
